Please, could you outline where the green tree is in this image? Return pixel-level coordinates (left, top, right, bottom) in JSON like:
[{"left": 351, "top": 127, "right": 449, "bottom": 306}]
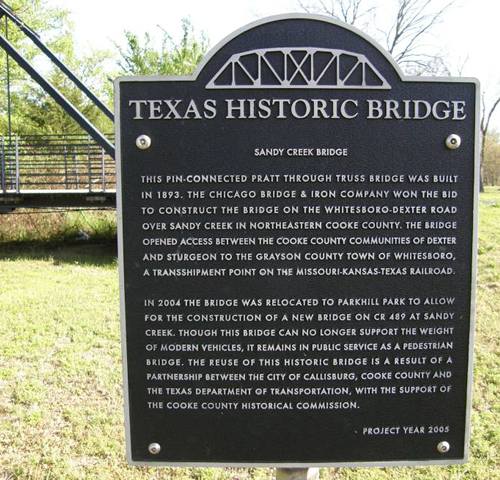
[
  {"left": 480, "top": 92, "right": 500, "bottom": 190},
  {"left": 117, "top": 19, "right": 208, "bottom": 76},
  {"left": 0, "top": 0, "right": 113, "bottom": 137},
  {"left": 483, "top": 131, "right": 500, "bottom": 186},
  {"left": 19, "top": 48, "right": 114, "bottom": 136}
]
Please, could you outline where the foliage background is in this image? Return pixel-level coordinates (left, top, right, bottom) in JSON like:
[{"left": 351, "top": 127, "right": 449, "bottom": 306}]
[{"left": 0, "top": 0, "right": 498, "bottom": 478}]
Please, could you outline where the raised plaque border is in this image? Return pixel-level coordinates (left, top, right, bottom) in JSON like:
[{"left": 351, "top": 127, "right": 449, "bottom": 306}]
[{"left": 115, "top": 13, "right": 480, "bottom": 468}]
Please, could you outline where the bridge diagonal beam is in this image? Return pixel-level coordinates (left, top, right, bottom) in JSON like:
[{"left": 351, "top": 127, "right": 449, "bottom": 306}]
[
  {"left": 340, "top": 59, "right": 361, "bottom": 86},
  {"left": 0, "top": 1, "right": 114, "bottom": 121},
  {"left": 235, "top": 58, "right": 256, "bottom": 84},
  {"left": 0, "top": 33, "right": 115, "bottom": 158},
  {"left": 314, "top": 53, "right": 337, "bottom": 84},
  {"left": 261, "top": 54, "right": 283, "bottom": 84},
  {"left": 287, "top": 51, "right": 311, "bottom": 84}
]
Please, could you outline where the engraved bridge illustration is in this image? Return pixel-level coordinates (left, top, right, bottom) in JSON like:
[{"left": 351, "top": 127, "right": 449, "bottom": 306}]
[{"left": 206, "top": 47, "right": 391, "bottom": 89}]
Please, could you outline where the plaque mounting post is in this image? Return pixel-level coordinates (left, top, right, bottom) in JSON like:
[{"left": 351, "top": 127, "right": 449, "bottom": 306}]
[{"left": 276, "top": 468, "right": 319, "bottom": 480}]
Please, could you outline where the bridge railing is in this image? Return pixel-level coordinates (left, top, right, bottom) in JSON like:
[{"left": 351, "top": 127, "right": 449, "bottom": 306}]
[{"left": 0, "top": 134, "right": 115, "bottom": 193}]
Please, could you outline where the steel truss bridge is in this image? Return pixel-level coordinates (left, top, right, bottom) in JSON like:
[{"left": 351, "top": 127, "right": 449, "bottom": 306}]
[
  {"left": 0, "top": 1, "right": 115, "bottom": 212},
  {"left": 0, "top": 134, "right": 115, "bottom": 211}
]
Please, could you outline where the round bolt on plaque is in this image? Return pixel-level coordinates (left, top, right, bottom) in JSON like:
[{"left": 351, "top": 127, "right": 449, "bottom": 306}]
[
  {"left": 445, "top": 134, "right": 461, "bottom": 150},
  {"left": 148, "top": 442, "right": 161, "bottom": 455},
  {"left": 437, "top": 441, "right": 450, "bottom": 453},
  {"left": 136, "top": 134, "right": 152, "bottom": 150}
]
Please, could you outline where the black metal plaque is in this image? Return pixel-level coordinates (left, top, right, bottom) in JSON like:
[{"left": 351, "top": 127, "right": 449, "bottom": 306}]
[{"left": 116, "top": 14, "right": 478, "bottom": 467}]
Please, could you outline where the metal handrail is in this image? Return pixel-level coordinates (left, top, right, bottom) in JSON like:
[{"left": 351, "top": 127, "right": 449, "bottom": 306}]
[{"left": 0, "top": 134, "right": 116, "bottom": 193}]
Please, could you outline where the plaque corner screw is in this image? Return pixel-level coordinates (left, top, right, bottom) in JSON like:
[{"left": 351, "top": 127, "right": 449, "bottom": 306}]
[
  {"left": 148, "top": 442, "right": 161, "bottom": 455},
  {"left": 136, "top": 134, "right": 152, "bottom": 150},
  {"left": 445, "top": 134, "right": 461, "bottom": 150},
  {"left": 437, "top": 441, "right": 450, "bottom": 453}
]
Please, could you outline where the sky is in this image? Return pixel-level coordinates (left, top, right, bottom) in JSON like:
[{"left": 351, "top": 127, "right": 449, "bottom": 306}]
[{"left": 48, "top": 0, "right": 499, "bottom": 127}]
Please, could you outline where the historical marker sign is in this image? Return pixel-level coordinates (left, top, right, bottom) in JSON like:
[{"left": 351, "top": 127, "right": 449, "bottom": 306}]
[{"left": 116, "top": 14, "right": 478, "bottom": 467}]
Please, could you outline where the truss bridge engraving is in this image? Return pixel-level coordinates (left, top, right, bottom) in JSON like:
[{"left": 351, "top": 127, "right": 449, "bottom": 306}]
[{"left": 206, "top": 47, "right": 391, "bottom": 89}]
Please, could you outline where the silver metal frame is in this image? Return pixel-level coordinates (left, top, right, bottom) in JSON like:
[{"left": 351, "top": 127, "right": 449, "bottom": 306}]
[
  {"left": 114, "top": 13, "right": 480, "bottom": 468},
  {"left": 205, "top": 47, "right": 391, "bottom": 89}
]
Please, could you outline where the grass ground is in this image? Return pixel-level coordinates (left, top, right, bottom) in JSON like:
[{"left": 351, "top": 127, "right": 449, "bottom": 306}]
[
  {"left": 0, "top": 209, "right": 116, "bottom": 244},
  {"left": 0, "top": 189, "right": 498, "bottom": 480}
]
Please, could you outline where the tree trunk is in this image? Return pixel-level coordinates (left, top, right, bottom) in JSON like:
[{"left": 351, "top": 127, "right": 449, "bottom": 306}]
[{"left": 480, "top": 131, "right": 486, "bottom": 193}]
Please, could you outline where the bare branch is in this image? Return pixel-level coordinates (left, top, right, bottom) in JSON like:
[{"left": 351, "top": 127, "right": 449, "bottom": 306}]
[
  {"left": 481, "top": 95, "right": 500, "bottom": 137},
  {"left": 378, "top": 0, "right": 454, "bottom": 73},
  {"left": 456, "top": 55, "right": 469, "bottom": 76},
  {"left": 297, "top": 0, "right": 372, "bottom": 25},
  {"left": 299, "top": 0, "right": 456, "bottom": 75},
  {"left": 297, "top": 0, "right": 336, "bottom": 16},
  {"left": 339, "top": 0, "right": 365, "bottom": 24},
  {"left": 319, "top": 0, "right": 336, "bottom": 17},
  {"left": 395, "top": 1, "right": 454, "bottom": 63},
  {"left": 481, "top": 96, "right": 486, "bottom": 134},
  {"left": 297, "top": 0, "right": 316, "bottom": 14}
]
